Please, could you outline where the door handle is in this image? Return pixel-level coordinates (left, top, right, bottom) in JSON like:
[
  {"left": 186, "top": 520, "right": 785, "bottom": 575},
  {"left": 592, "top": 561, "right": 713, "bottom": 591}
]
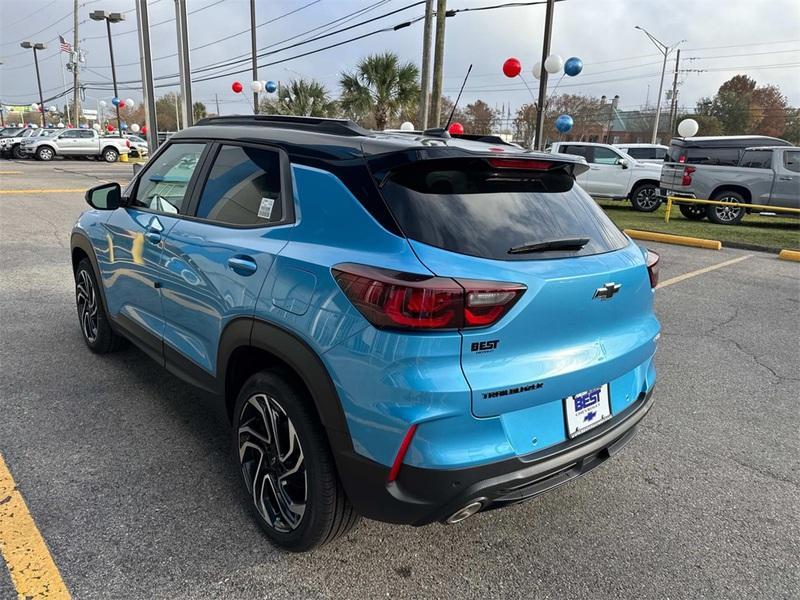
[
  {"left": 228, "top": 255, "right": 258, "bottom": 276},
  {"left": 777, "top": 176, "right": 793, "bottom": 181},
  {"left": 589, "top": 166, "right": 600, "bottom": 170}
]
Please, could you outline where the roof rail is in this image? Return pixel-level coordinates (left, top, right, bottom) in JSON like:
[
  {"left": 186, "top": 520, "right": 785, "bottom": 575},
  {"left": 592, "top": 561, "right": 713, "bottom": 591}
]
[{"left": 193, "top": 114, "right": 371, "bottom": 137}]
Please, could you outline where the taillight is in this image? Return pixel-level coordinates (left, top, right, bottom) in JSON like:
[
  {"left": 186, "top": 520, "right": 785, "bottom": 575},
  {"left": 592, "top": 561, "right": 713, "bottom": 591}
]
[
  {"left": 646, "top": 250, "right": 660, "bottom": 288},
  {"left": 126, "top": 139, "right": 131, "bottom": 148},
  {"left": 332, "top": 263, "right": 526, "bottom": 331},
  {"left": 678, "top": 154, "right": 686, "bottom": 163},
  {"left": 681, "top": 166, "right": 695, "bottom": 186}
]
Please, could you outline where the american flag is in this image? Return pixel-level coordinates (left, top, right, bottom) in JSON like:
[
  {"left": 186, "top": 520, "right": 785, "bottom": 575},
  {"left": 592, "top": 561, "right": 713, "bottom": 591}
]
[{"left": 59, "top": 35, "right": 72, "bottom": 53}]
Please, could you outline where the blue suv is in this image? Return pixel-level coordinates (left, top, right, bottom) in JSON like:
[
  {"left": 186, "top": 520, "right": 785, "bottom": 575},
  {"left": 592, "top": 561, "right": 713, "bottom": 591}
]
[{"left": 71, "top": 116, "right": 660, "bottom": 551}]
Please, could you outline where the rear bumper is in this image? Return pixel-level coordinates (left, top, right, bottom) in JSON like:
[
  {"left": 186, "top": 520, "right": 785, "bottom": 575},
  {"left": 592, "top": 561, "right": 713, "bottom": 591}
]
[
  {"left": 658, "top": 189, "right": 696, "bottom": 201},
  {"left": 333, "top": 387, "right": 656, "bottom": 525}
]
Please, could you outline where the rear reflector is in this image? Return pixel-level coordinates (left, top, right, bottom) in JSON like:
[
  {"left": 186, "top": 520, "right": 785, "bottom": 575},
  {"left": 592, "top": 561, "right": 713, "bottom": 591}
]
[
  {"left": 332, "top": 263, "right": 526, "bottom": 331},
  {"left": 646, "top": 250, "right": 660, "bottom": 288},
  {"left": 387, "top": 424, "right": 418, "bottom": 482},
  {"left": 487, "top": 158, "right": 553, "bottom": 170},
  {"left": 681, "top": 166, "right": 696, "bottom": 186}
]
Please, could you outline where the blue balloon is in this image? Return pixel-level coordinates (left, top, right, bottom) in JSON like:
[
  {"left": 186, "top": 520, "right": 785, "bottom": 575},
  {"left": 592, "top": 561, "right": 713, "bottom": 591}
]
[
  {"left": 564, "top": 57, "right": 583, "bottom": 77},
  {"left": 265, "top": 80, "right": 278, "bottom": 94},
  {"left": 111, "top": 97, "right": 120, "bottom": 106},
  {"left": 120, "top": 121, "right": 128, "bottom": 130},
  {"left": 555, "top": 114, "right": 574, "bottom": 133}
]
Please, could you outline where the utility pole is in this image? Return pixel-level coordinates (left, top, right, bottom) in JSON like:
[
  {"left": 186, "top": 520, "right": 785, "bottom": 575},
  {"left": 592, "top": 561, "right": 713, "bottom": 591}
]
[
  {"left": 635, "top": 26, "right": 685, "bottom": 144},
  {"left": 215, "top": 93, "right": 221, "bottom": 116},
  {"left": 175, "top": 0, "right": 193, "bottom": 128},
  {"left": 418, "top": 0, "right": 434, "bottom": 129},
  {"left": 250, "top": 0, "right": 259, "bottom": 114},
  {"left": 72, "top": 0, "right": 80, "bottom": 126},
  {"left": 668, "top": 49, "right": 680, "bottom": 137},
  {"left": 430, "top": 0, "right": 447, "bottom": 127},
  {"left": 533, "top": 0, "right": 555, "bottom": 150},
  {"left": 135, "top": 0, "right": 159, "bottom": 153}
]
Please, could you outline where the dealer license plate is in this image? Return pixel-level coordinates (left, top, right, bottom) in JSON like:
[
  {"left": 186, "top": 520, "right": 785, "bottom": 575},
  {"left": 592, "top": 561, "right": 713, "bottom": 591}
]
[{"left": 565, "top": 384, "right": 611, "bottom": 438}]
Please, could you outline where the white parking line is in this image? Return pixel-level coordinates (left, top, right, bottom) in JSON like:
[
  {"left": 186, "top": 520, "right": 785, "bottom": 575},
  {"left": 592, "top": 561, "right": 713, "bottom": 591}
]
[{"left": 657, "top": 255, "right": 753, "bottom": 289}]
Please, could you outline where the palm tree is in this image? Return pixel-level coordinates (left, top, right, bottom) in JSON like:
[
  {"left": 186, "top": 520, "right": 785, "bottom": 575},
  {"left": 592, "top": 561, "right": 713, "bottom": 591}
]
[
  {"left": 339, "top": 52, "right": 419, "bottom": 130},
  {"left": 261, "top": 79, "right": 336, "bottom": 117}
]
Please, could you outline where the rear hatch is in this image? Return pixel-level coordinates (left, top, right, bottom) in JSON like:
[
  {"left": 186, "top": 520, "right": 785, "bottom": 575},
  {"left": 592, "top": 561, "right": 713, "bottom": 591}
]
[{"left": 376, "top": 154, "right": 658, "bottom": 418}]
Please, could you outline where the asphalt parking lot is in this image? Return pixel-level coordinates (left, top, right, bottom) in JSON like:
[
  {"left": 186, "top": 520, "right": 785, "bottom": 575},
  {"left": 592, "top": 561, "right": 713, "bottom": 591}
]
[{"left": 1, "top": 158, "right": 798, "bottom": 599}]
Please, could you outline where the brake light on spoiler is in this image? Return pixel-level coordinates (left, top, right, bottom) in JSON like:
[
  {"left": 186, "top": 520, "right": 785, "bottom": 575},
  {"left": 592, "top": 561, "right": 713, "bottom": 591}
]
[
  {"left": 487, "top": 158, "right": 554, "bottom": 170},
  {"left": 332, "top": 264, "right": 526, "bottom": 331}
]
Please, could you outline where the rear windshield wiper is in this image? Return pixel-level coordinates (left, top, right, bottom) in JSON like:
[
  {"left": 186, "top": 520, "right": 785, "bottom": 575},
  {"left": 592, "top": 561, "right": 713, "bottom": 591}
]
[{"left": 508, "top": 237, "right": 590, "bottom": 254}]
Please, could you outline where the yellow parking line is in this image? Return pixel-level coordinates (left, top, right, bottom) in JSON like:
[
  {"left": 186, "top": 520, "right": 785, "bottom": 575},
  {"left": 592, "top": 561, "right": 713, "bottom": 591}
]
[
  {"left": 657, "top": 254, "right": 753, "bottom": 289},
  {"left": 0, "top": 453, "right": 71, "bottom": 599},
  {"left": 0, "top": 171, "right": 23, "bottom": 175},
  {"left": 0, "top": 189, "right": 85, "bottom": 195}
]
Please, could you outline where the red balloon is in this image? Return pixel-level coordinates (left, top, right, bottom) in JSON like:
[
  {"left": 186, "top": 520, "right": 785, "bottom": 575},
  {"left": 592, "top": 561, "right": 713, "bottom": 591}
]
[
  {"left": 107, "top": 124, "right": 115, "bottom": 132},
  {"left": 503, "top": 57, "right": 522, "bottom": 78},
  {"left": 448, "top": 122, "right": 464, "bottom": 135},
  {"left": 141, "top": 125, "right": 147, "bottom": 135},
  {"left": 118, "top": 101, "right": 126, "bottom": 108},
  {"left": 232, "top": 81, "right": 243, "bottom": 93}
]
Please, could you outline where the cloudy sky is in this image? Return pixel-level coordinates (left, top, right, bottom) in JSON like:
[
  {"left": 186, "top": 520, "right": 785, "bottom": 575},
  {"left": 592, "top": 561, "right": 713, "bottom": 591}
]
[{"left": 1, "top": 0, "right": 798, "bottom": 123}]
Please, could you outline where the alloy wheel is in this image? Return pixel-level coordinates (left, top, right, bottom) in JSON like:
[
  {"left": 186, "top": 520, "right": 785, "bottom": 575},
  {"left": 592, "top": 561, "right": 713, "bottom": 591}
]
[
  {"left": 76, "top": 269, "right": 98, "bottom": 343},
  {"left": 713, "top": 196, "right": 743, "bottom": 222},
  {"left": 238, "top": 393, "right": 307, "bottom": 533},
  {"left": 39, "top": 148, "right": 53, "bottom": 160},
  {"left": 635, "top": 187, "right": 659, "bottom": 210}
]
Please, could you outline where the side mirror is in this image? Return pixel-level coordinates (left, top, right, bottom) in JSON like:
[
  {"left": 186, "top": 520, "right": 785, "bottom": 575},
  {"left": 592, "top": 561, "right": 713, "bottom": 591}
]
[
  {"left": 85, "top": 182, "right": 121, "bottom": 210},
  {"left": 619, "top": 158, "right": 629, "bottom": 169}
]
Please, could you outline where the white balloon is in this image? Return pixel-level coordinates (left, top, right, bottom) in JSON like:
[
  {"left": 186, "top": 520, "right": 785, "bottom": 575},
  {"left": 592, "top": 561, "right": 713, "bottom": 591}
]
[
  {"left": 531, "top": 61, "right": 542, "bottom": 79},
  {"left": 400, "top": 121, "right": 414, "bottom": 131},
  {"left": 99, "top": 100, "right": 107, "bottom": 107},
  {"left": 30, "top": 123, "right": 39, "bottom": 128},
  {"left": 251, "top": 80, "right": 263, "bottom": 93},
  {"left": 677, "top": 118, "right": 699, "bottom": 138},
  {"left": 130, "top": 123, "right": 140, "bottom": 133},
  {"left": 125, "top": 98, "right": 135, "bottom": 108},
  {"left": 49, "top": 105, "right": 58, "bottom": 113},
  {"left": 544, "top": 54, "right": 563, "bottom": 74},
  {"left": 30, "top": 103, "right": 38, "bottom": 110},
  {"left": 261, "top": 80, "right": 268, "bottom": 91},
  {"left": 92, "top": 123, "right": 101, "bottom": 131},
  {"left": 57, "top": 122, "right": 64, "bottom": 128}
]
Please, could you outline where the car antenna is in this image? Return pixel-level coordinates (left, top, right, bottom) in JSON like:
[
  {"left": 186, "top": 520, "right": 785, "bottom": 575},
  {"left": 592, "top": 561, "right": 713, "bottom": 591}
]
[{"left": 444, "top": 64, "right": 473, "bottom": 131}]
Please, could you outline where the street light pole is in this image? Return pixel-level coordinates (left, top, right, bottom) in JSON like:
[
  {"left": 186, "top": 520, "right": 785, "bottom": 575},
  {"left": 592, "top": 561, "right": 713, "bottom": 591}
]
[
  {"left": 635, "top": 26, "right": 685, "bottom": 144},
  {"left": 90, "top": 11, "right": 126, "bottom": 130},
  {"left": 135, "top": 0, "right": 159, "bottom": 153},
  {"left": 533, "top": 0, "right": 555, "bottom": 150},
  {"left": 20, "top": 42, "right": 47, "bottom": 127},
  {"left": 250, "top": 0, "right": 258, "bottom": 114}
]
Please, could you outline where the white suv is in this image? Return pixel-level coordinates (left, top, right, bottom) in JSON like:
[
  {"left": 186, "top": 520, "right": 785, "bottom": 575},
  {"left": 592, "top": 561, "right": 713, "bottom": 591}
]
[{"left": 549, "top": 141, "right": 663, "bottom": 211}]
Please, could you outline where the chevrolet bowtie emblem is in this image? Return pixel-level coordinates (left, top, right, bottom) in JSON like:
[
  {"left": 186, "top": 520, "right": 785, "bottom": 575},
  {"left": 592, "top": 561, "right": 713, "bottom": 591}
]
[{"left": 594, "top": 282, "right": 621, "bottom": 300}]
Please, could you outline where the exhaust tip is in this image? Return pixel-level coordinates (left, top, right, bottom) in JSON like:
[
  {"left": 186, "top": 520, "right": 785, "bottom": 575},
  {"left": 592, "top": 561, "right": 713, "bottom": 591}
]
[{"left": 445, "top": 500, "right": 484, "bottom": 525}]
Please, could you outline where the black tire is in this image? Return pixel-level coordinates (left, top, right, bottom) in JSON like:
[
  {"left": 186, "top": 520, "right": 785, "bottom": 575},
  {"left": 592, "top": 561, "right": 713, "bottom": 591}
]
[
  {"left": 707, "top": 190, "right": 746, "bottom": 225},
  {"left": 233, "top": 370, "right": 359, "bottom": 552},
  {"left": 630, "top": 183, "right": 661, "bottom": 212},
  {"left": 102, "top": 147, "right": 119, "bottom": 163},
  {"left": 36, "top": 146, "right": 54, "bottom": 161},
  {"left": 75, "top": 258, "right": 125, "bottom": 353},
  {"left": 11, "top": 144, "right": 24, "bottom": 160},
  {"left": 679, "top": 204, "right": 706, "bottom": 220}
]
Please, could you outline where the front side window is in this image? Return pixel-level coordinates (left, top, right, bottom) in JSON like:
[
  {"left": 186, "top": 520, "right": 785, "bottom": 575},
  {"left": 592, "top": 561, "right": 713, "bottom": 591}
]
[
  {"left": 593, "top": 147, "right": 621, "bottom": 165},
  {"left": 784, "top": 151, "right": 800, "bottom": 173},
  {"left": 740, "top": 150, "right": 772, "bottom": 169},
  {"left": 132, "top": 142, "right": 205, "bottom": 214},
  {"left": 195, "top": 144, "right": 282, "bottom": 226},
  {"left": 59, "top": 131, "right": 80, "bottom": 139}
]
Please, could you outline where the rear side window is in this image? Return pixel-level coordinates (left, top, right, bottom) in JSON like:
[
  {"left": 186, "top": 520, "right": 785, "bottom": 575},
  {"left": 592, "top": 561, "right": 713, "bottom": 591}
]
[
  {"left": 379, "top": 158, "right": 629, "bottom": 261},
  {"left": 740, "top": 150, "right": 772, "bottom": 169},
  {"left": 195, "top": 145, "right": 282, "bottom": 226},
  {"left": 625, "top": 148, "right": 650, "bottom": 159},
  {"left": 668, "top": 145, "right": 742, "bottom": 165},
  {"left": 560, "top": 145, "right": 591, "bottom": 161}
]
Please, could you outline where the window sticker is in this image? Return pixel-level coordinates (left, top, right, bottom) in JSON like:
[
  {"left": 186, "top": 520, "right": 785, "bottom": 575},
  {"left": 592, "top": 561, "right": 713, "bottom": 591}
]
[{"left": 258, "top": 197, "right": 275, "bottom": 219}]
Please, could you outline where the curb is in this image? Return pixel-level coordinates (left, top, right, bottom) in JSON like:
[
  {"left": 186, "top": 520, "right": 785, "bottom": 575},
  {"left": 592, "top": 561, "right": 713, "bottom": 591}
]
[
  {"left": 778, "top": 249, "right": 800, "bottom": 262},
  {"left": 624, "top": 229, "right": 722, "bottom": 250}
]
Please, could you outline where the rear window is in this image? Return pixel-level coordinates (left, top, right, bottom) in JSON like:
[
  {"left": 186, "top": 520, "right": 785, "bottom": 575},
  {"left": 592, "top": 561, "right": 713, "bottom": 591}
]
[
  {"left": 667, "top": 145, "right": 742, "bottom": 165},
  {"left": 379, "top": 158, "right": 629, "bottom": 261}
]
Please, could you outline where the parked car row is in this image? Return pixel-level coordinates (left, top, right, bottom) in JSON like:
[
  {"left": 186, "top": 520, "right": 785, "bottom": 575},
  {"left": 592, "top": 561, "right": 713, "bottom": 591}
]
[
  {"left": 549, "top": 135, "right": 798, "bottom": 224},
  {"left": 0, "top": 126, "right": 145, "bottom": 162}
]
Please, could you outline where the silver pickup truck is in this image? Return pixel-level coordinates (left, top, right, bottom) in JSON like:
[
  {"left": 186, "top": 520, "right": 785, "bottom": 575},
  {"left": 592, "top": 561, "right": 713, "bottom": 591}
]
[
  {"left": 660, "top": 146, "right": 800, "bottom": 224},
  {"left": 20, "top": 129, "right": 131, "bottom": 162}
]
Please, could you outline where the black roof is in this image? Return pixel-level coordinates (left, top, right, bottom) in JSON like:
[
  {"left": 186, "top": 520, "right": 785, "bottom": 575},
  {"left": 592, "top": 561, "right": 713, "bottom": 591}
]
[{"left": 181, "top": 114, "right": 575, "bottom": 165}]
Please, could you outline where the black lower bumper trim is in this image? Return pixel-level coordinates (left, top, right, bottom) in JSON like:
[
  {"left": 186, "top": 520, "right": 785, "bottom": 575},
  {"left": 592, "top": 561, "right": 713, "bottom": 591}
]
[{"left": 332, "top": 388, "right": 656, "bottom": 526}]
